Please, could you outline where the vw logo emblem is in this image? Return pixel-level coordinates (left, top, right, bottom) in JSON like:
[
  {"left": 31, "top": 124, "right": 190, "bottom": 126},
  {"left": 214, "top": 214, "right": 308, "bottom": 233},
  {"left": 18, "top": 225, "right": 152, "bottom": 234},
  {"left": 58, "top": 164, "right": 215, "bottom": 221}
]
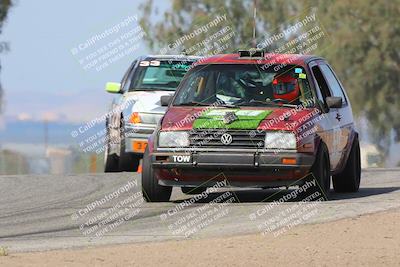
[{"left": 220, "top": 133, "right": 233, "bottom": 145}]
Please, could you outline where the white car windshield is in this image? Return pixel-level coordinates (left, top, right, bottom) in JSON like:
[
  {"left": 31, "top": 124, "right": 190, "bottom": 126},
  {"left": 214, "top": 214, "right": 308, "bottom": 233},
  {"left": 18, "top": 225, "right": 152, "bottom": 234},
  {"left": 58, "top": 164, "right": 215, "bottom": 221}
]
[{"left": 129, "top": 60, "right": 194, "bottom": 91}]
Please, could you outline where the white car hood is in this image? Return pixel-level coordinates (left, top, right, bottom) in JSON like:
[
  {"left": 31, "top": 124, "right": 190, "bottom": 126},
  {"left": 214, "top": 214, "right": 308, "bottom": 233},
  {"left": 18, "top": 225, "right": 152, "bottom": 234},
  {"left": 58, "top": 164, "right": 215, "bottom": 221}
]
[{"left": 123, "top": 90, "right": 173, "bottom": 114}]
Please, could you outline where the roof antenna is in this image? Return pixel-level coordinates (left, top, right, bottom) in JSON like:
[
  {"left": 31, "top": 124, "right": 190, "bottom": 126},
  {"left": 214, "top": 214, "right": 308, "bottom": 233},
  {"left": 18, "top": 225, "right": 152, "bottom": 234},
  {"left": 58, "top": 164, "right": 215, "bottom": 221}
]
[{"left": 252, "top": 0, "right": 258, "bottom": 48}]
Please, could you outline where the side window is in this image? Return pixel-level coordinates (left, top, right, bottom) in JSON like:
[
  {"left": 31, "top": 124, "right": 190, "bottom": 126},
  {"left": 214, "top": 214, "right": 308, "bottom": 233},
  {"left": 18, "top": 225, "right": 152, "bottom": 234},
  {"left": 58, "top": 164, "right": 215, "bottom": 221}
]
[
  {"left": 311, "top": 65, "right": 331, "bottom": 101},
  {"left": 319, "top": 64, "right": 347, "bottom": 105},
  {"left": 175, "top": 70, "right": 206, "bottom": 103}
]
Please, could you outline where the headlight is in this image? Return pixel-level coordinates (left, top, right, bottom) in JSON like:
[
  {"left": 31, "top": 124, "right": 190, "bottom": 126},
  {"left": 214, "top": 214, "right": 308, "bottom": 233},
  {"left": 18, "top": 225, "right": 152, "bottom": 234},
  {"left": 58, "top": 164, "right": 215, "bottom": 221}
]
[
  {"left": 158, "top": 131, "right": 189, "bottom": 147},
  {"left": 265, "top": 132, "right": 297, "bottom": 150}
]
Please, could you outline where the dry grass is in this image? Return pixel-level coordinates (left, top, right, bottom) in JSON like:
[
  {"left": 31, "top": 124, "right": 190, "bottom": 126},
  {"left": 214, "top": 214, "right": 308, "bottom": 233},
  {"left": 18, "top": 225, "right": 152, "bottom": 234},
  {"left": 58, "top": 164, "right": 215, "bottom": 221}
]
[{"left": 0, "top": 246, "right": 8, "bottom": 256}]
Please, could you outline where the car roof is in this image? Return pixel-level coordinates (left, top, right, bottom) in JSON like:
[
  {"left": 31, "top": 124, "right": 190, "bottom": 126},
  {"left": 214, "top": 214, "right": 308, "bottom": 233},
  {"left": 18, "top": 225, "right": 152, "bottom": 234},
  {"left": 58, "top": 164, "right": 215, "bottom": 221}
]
[{"left": 194, "top": 53, "right": 324, "bottom": 67}]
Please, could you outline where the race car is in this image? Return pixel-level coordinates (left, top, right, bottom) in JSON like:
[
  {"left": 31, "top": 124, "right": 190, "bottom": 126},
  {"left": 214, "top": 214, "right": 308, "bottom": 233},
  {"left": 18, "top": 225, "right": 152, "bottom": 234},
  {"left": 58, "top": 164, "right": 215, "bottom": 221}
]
[
  {"left": 104, "top": 55, "right": 200, "bottom": 172},
  {"left": 142, "top": 50, "right": 361, "bottom": 201}
]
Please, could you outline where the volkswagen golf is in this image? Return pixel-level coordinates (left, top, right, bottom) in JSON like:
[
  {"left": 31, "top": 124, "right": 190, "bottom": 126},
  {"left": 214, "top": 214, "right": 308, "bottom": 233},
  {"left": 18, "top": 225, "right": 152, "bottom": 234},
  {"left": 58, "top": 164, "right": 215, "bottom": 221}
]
[{"left": 142, "top": 50, "right": 361, "bottom": 202}]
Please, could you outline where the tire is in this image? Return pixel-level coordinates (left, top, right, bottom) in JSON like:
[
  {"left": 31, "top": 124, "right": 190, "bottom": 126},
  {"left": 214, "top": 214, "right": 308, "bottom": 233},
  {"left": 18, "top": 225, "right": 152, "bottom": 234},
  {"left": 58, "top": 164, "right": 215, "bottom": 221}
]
[
  {"left": 304, "top": 142, "right": 331, "bottom": 201},
  {"left": 333, "top": 137, "right": 361, "bottom": 193},
  {"left": 118, "top": 118, "right": 140, "bottom": 172},
  {"left": 118, "top": 139, "right": 140, "bottom": 172},
  {"left": 104, "top": 153, "right": 119, "bottom": 172},
  {"left": 141, "top": 147, "right": 172, "bottom": 202},
  {"left": 104, "top": 136, "right": 119, "bottom": 172},
  {"left": 181, "top": 187, "right": 207, "bottom": 195}
]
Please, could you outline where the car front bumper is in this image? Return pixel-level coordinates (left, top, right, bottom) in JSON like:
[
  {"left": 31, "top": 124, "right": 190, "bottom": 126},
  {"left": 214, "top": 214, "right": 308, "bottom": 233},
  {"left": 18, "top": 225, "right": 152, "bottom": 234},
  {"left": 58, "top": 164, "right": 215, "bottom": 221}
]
[
  {"left": 151, "top": 150, "right": 315, "bottom": 188},
  {"left": 124, "top": 123, "right": 156, "bottom": 154}
]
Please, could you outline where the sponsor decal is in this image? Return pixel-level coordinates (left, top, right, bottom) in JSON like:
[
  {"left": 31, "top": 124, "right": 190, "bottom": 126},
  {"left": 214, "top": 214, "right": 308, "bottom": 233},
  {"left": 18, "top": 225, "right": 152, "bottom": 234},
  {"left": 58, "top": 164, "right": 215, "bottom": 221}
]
[
  {"left": 298, "top": 73, "right": 307, "bottom": 79},
  {"left": 222, "top": 112, "right": 238, "bottom": 124},
  {"left": 193, "top": 109, "right": 272, "bottom": 130},
  {"left": 294, "top": 67, "right": 303, "bottom": 74}
]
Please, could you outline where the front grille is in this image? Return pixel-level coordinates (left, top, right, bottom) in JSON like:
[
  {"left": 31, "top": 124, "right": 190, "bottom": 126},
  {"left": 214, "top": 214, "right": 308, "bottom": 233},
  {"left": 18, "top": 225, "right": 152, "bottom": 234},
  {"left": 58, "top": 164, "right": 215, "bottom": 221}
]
[{"left": 189, "top": 129, "right": 266, "bottom": 148}]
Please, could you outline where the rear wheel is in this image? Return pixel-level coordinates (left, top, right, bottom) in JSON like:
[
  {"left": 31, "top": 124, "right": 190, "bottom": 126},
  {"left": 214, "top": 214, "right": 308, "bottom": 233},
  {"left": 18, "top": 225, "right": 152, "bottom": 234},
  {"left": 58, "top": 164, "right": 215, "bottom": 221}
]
[
  {"left": 142, "top": 147, "right": 172, "bottom": 202},
  {"left": 333, "top": 137, "right": 361, "bottom": 193}
]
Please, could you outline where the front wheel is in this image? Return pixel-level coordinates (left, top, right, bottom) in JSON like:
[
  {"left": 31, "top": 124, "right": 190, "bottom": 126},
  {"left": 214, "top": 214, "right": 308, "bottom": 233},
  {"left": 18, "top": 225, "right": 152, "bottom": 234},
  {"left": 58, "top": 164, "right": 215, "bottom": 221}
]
[
  {"left": 303, "top": 142, "right": 331, "bottom": 201},
  {"left": 118, "top": 144, "right": 140, "bottom": 172},
  {"left": 332, "top": 136, "right": 361, "bottom": 192},
  {"left": 104, "top": 144, "right": 119, "bottom": 172},
  {"left": 141, "top": 147, "right": 172, "bottom": 202}
]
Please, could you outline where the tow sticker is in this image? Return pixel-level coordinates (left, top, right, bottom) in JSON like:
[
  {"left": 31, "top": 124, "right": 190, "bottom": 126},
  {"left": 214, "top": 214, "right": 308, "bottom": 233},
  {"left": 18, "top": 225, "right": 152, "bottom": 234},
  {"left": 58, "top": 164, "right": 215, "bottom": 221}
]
[{"left": 172, "top": 155, "right": 191, "bottom": 163}]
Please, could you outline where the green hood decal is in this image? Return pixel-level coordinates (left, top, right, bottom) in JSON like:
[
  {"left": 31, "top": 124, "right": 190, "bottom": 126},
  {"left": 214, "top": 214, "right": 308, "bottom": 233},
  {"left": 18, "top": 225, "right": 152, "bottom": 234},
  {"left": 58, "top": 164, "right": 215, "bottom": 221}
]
[{"left": 193, "top": 109, "right": 273, "bottom": 130}]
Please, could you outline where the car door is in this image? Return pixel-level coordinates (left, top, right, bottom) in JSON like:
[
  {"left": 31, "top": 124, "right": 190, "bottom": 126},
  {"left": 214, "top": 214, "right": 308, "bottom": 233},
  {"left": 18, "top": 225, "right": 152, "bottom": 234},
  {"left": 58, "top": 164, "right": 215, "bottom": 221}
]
[
  {"left": 318, "top": 63, "right": 354, "bottom": 172},
  {"left": 308, "top": 60, "right": 342, "bottom": 170}
]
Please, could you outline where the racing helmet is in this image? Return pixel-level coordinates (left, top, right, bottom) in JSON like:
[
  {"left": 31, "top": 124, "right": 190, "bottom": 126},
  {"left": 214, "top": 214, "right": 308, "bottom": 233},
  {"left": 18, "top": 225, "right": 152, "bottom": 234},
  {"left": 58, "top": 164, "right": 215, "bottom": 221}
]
[{"left": 272, "top": 74, "right": 300, "bottom": 103}]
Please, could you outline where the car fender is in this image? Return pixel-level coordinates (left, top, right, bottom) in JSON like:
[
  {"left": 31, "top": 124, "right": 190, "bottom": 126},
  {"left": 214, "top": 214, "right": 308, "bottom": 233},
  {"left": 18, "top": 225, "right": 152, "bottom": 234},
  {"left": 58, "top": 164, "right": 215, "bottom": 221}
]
[{"left": 333, "top": 130, "right": 359, "bottom": 175}]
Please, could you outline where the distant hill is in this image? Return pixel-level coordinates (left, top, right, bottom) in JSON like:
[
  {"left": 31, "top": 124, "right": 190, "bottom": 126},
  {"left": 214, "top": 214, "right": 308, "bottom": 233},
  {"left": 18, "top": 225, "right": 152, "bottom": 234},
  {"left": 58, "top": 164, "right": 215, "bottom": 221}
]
[{"left": 0, "top": 119, "right": 104, "bottom": 145}]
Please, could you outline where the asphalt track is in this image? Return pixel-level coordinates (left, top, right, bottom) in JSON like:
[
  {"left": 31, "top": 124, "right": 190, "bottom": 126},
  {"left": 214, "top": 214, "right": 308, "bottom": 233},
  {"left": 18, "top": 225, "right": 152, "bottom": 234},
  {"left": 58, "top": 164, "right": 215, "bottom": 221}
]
[{"left": 0, "top": 169, "right": 399, "bottom": 252}]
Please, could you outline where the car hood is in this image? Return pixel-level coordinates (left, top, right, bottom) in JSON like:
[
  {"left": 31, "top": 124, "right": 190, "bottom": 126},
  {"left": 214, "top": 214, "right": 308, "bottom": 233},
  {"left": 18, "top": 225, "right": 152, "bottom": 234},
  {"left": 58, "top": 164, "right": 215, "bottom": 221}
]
[
  {"left": 123, "top": 90, "right": 173, "bottom": 114},
  {"left": 161, "top": 106, "right": 319, "bottom": 131}
]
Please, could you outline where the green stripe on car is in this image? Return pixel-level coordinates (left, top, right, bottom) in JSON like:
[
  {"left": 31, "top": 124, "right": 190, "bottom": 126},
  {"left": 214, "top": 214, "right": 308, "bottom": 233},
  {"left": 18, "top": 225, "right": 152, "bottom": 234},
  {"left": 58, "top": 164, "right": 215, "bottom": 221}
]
[{"left": 193, "top": 109, "right": 272, "bottom": 130}]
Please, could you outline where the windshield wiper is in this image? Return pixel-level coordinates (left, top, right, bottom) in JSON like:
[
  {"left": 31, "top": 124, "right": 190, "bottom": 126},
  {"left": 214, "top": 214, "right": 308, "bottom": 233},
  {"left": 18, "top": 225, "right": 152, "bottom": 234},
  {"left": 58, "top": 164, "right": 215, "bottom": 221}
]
[
  {"left": 132, "top": 88, "right": 174, "bottom": 91},
  {"left": 236, "top": 100, "right": 279, "bottom": 107},
  {"left": 236, "top": 99, "right": 296, "bottom": 108},
  {"left": 218, "top": 104, "right": 238, "bottom": 108},
  {"left": 175, "top": 101, "right": 212, "bottom": 106}
]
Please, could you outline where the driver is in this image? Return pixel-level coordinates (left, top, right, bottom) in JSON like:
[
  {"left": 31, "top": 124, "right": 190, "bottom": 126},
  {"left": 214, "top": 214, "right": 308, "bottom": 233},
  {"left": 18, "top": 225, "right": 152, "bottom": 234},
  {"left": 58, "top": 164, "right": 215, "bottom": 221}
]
[{"left": 272, "top": 73, "right": 301, "bottom": 104}]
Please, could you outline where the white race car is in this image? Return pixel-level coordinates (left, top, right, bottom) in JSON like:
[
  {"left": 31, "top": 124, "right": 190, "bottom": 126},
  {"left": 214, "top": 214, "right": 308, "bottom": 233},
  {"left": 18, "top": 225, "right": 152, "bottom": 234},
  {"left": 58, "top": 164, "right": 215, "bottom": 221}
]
[{"left": 104, "top": 55, "right": 200, "bottom": 172}]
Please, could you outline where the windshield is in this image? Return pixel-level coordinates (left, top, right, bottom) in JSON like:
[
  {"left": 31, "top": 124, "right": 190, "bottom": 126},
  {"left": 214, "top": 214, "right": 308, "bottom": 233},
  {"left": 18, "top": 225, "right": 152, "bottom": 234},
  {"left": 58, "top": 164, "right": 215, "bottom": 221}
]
[
  {"left": 173, "top": 64, "right": 315, "bottom": 107},
  {"left": 128, "top": 60, "right": 194, "bottom": 91}
]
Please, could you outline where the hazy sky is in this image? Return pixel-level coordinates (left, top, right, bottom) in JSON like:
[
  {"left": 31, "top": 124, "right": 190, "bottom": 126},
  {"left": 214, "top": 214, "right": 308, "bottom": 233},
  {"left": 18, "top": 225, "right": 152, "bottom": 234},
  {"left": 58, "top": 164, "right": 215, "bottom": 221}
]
[{"left": 1, "top": 0, "right": 169, "bottom": 123}]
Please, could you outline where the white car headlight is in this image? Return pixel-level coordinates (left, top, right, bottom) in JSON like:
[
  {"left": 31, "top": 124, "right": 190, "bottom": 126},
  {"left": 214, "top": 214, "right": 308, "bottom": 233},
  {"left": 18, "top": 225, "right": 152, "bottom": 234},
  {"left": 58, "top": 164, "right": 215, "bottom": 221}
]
[
  {"left": 265, "top": 132, "right": 297, "bottom": 150},
  {"left": 158, "top": 131, "right": 190, "bottom": 147}
]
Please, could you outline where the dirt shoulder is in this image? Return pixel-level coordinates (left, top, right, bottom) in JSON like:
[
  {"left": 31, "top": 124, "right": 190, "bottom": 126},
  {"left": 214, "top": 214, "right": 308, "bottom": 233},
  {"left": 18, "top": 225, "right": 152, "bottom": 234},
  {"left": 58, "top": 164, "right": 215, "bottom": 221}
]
[{"left": 1, "top": 209, "right": 399, "bottom": 267}]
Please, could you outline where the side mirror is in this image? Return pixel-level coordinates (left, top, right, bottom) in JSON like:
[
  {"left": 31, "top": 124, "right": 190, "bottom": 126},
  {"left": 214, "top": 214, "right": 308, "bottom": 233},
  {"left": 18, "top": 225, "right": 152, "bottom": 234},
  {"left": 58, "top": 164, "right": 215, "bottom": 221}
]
[
  {"left": 160, "top": 95, "right": 173, "bottom": 106},
  {"left": 105, "top": 82, "right": 121, "bottom": 94},
  {"left": 326, "top": 96, "right": 343, "bottom": 108}
]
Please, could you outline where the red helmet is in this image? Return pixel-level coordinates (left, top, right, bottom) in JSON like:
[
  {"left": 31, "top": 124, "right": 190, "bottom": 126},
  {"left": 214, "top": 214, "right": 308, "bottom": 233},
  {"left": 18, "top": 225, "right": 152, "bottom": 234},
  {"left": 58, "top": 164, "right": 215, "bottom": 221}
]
[{"left": 272, "top": 74, "right": 300, "bottom": 103}]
